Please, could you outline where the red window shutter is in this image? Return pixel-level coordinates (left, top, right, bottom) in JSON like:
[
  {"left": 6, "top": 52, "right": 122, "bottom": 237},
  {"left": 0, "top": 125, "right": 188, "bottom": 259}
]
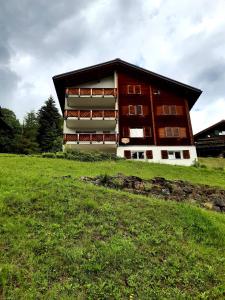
[
  {"left": 144, "top": 127, "right": 152, "bottom": 137},
  {"left": 156, "top": 106, "right": 164, "bottom": 115},
  {"left": 183, "top": 150, "right": 190, "bottom": 159},
  {"left": 123, "top": 127, "right": 130, "bottom": 137},
  {"left": 124, "top": 150, "right": 131, "bottom": 159},
  {"left": 142, "top": 105, "right": 148, "bottom": 115},
  {"left": 176, "top": 106, "right": 183, "bottom": 115},
  {"left": 161, "top": 150, "right": 168, "bottom": 159},
  {"left": 170, "top": 105, "right": 177, "bottom": 115},
  {"left": 159, "top": 128, "right": 166, "bottom": 138},
  {"left": 163, "top": 105, "right": 170, "bottom": 115},
  {"left": 180, "top": 128, "right": 187, "bottom": 138},
  {"left": 146, "top": 150, "right": 153, "bottom": 159},
  {"left": 129, "top": 105, "right": 135, "bottom": 115},
  {"left": 121, "top": 106, "right": 129, "bottom": 115}
]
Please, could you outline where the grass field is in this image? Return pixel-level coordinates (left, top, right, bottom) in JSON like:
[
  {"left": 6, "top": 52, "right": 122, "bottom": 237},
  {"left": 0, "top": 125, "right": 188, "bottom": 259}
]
[
  {"left": 0, "top": 155, "right": 225, "bottom": 299},
  {"left": 199, "top": 157, "right": 225, "bottom": 170}
]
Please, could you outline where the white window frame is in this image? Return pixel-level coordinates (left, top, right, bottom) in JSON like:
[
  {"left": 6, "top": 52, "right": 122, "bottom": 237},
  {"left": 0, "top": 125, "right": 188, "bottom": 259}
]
[
  {"left": 168, "top": 151, "right": 182, "bottom": 160},
  {"left": 129, "top": 128, "right": 144, "bottom": 138},
  {"left": 127, "top": 85, "right": 142, "bottom": 94},
  {"left": 129, "top": 105, "right": 143, "bottom": 115},
  {"left": 131, "top": 151, "right": 145, "bottom": 160}
]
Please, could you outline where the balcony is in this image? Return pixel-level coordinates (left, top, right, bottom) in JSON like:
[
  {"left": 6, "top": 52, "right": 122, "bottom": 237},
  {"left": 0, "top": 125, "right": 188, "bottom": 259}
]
[
  {"left": 65, "top": 110, "right": 117, "bottom": 130},
  {"left": 64, "top": 110, "right": 117, "bottom": 119},
  {"left": 64, "top": 133, "right": 117, "bottom": 144},
  {"left": 66, "top": 88, "right": 117, "bottom": 108},
  {"left": 66, "top": 88, "right": 117, "bottom": 97},
  {"left": 196, "top": 136, "right": 225, "bottom": 149}
]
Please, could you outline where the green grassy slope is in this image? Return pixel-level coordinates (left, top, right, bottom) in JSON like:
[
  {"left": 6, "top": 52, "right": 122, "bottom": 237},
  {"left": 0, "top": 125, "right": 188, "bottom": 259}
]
[{"left": 0, "top": 155, "right": 225, "bottom": 299}]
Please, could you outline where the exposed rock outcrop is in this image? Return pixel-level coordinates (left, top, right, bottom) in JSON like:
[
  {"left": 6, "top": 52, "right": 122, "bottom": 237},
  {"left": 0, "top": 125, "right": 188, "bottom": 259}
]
[{"left": 81, "top": 174, "right": 225, "bottom": 213}]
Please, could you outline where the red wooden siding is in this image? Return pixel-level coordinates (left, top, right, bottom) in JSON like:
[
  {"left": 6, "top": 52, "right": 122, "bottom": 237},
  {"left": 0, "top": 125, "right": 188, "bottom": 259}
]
[
  {"left": 118, "top": 71, "right": 154, "bottom": 146},
  {"left": 152, "top": 87, "right": 192, "bottom": 145},
  {"left": 117, "top": 70, "right": 193, "bottom": 146}
]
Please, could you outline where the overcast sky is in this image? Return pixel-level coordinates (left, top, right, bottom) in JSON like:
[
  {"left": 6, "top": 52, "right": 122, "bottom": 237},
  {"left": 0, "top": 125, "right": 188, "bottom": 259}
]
[{"left": 1, "top": 0, "right": 225, "bottom": 133}]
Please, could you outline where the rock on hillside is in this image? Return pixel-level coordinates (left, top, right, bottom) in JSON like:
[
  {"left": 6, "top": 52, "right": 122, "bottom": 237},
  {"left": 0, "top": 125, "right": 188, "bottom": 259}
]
[{"left": 82, "top": 174, "right": 225, "bottom": 213}]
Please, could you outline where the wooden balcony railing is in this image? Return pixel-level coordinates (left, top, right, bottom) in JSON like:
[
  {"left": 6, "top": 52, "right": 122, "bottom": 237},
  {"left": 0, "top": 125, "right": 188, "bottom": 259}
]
[
  {"left": 66, "top": 88, "right": 117, "bottom": 97},
  {"left": 196, "top": 136, "right": 225, "bottom": 148},
  {"left": 64, "top": 110, "right": 117, "bottom": 119},
  {"left": 64, "top": 133, "right": 117, "bottom": 143}
]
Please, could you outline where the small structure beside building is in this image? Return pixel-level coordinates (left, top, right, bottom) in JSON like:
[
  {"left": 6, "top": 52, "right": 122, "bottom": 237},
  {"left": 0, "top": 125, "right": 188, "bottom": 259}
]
[
  {"left": 53, "top": 58, "right": 202, "bottom": 166},
  {"left": 194, "top": 120, "right": 225, "bottom": 157}
]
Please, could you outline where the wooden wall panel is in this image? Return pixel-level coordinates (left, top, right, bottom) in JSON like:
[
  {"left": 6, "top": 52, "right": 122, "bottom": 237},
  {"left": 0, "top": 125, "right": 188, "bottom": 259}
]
[
  {"left": 117, "top": 70, "right": 193, "bottom": 146},
  {"left": 117, "top": 71, "right": 154, "bottom": 146}
]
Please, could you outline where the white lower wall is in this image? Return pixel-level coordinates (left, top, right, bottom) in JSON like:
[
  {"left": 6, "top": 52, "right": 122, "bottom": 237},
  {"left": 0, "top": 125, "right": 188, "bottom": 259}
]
[{"left": 117, "top": 146, "right": 198, "bottom": 166}]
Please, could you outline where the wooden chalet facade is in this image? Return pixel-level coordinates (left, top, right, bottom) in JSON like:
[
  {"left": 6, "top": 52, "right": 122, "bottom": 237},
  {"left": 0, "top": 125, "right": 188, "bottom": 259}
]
[
  {"left": 53, "top": 59, "right": 202, "bottom": 165},
  {"left": 194, "top": 120, "right": 225, "bottom": 157}
]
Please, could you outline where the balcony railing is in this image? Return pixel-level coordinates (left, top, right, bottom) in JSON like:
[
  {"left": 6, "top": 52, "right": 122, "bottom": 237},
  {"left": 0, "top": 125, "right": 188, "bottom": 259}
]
[
  {"left": 64, "top": 110, "right": 118, "bottom": 119},
  {"left": 196, "top": 136, "right": 225, "bottom": 148},
  {"left": 66, "top": 88, "right": 117, "bottom": 97},
  {"left": 64, "top": 133, "right": 117, "bottom": 143}
]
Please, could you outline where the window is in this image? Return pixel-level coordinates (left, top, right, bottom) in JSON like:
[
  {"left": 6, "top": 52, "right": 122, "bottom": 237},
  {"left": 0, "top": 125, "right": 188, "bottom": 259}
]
[
  {"left": 156, "top": 105, "right": 183, "bottom": 116},
  {"left": 131, "top": 151, "right": 145, "bottom": 159},
  {"left": 127, "top": 85, "right": 142, "bottom": 94},
  {"left": 168, "top": 151, "right": 181, "bottom": 160},
  {"left": 129, "top": 105, "right": 143, "bottom": 115},
  {"left": 159, "top": 127, "right": 187, "bottom": 138},
  {"left": 130, "top": 128, "right": 144, "bottom": 138},
  {"left": 165, "top": 127, "right": 180, "bottom": 137},
  {"left": 136, "top": 105, "right": 143, "bottom": 115},
  {"left": 153, "top": 89, "right": 160, "bottom": 95},
  {"left": 163, "top": 105, "right": 177, "bottom": 115}
]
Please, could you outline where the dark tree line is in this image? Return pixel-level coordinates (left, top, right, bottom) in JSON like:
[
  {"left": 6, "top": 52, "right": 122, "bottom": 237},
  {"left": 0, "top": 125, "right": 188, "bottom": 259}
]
[{"left": 0, "top": 96, "right": 63, "bottom": 154}]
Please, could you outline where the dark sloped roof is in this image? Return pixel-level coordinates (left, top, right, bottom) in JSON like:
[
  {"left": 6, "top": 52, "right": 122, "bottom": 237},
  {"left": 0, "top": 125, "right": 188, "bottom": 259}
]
[
  {"left": 194, "top": 120, "right": 225, "bottom": 138},
  {"left": 53, "top": 58, "right": 202, "bottom": 112}
]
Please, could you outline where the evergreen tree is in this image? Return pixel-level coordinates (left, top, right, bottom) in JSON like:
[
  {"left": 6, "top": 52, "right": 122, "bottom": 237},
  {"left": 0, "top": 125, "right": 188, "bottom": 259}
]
[
  {"left": 0, "top": 108, "right": 21, "bottom": 153},
  {"left": 37, "top": 96, "right": 62, "bottom": 152},
  {"left": 17, "top": 111, "right": 40, "bottom": 154}
]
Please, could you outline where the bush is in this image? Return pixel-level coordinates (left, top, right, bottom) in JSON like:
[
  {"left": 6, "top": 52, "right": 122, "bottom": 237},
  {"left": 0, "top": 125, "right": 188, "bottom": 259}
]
[
  {"left": 42, "top": 152, "right": 56, "bottom": 158},
  {"left": 55, "top": 152, "right": 65, "bottom": 159},
  {"left": 63, "top": 149, "right": 123, "bottom": 162},
  {"left": 41, "top": 149, "right": 123, "bottom": 162}
]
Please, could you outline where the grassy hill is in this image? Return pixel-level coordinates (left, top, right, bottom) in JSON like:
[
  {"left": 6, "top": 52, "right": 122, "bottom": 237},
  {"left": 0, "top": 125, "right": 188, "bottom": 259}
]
[{"left": 0, "top": 155, "right": 225, "bottom": 299}]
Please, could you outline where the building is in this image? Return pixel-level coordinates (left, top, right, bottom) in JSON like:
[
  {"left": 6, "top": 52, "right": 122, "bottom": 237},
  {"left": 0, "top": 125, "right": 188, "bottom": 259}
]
[
  {"left": 53, "top": 58, "right": 202, "bottom": 166},
  {"left": 194, "top": 120, "right": 225, "bottom": 157}
]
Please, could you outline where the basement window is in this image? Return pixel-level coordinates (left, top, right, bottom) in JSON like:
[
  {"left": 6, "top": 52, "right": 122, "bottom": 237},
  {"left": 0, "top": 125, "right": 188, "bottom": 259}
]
[
  {"left": 131, "top": 151, "right": 145, "bottom": 159},
  {"left": 168, "top": 151, "right": 181, "bottom": 160}
]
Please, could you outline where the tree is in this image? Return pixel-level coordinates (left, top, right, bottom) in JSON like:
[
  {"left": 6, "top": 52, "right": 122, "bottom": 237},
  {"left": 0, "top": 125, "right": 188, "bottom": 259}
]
[
  {"left": 37, "top": 96, "right": 62, "bottom": 152},
  {"left": 0, "top": 108, "right": 21, "bottom": 153},
  {"left": 16, "top": 111, "right": 40, "bottom": 154}
]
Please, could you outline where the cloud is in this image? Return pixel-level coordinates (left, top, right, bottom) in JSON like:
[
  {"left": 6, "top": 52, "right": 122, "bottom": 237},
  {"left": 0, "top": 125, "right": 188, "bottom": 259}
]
[{"left": 0, "top": 0, "right": 224, "bottom": 133}]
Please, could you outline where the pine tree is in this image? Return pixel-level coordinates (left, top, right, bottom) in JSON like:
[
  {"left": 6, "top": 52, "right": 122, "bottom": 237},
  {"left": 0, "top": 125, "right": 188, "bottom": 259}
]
[
  {"left": 0, "top": 108, "right": 21, "bottom": 153},
  {"left": 17, "top": 111, "right": 40, "bottom": 154},
  {"left": 37, "top": 96, "right": 62, "bottom": 152}
]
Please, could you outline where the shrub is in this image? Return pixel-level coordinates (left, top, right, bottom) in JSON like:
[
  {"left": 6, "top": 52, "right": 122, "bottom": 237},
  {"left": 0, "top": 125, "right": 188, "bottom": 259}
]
[
  {"left": 63, "top": 149, "right": 124, "bottom": 162},
  {"left": 41, "top": 149, "right": 124, "bottom": 162},
  {"left": 42, "top": 152, "right": 56, "bottom": 158},
  {"left": 55, "top": 152, "right": 65, "bottom": 159}
]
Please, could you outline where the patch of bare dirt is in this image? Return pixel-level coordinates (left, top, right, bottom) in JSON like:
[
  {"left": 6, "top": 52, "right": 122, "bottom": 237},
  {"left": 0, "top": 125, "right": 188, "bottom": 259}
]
[{"left": 81, "top": 174, "right": 225, "bottom": 213}]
